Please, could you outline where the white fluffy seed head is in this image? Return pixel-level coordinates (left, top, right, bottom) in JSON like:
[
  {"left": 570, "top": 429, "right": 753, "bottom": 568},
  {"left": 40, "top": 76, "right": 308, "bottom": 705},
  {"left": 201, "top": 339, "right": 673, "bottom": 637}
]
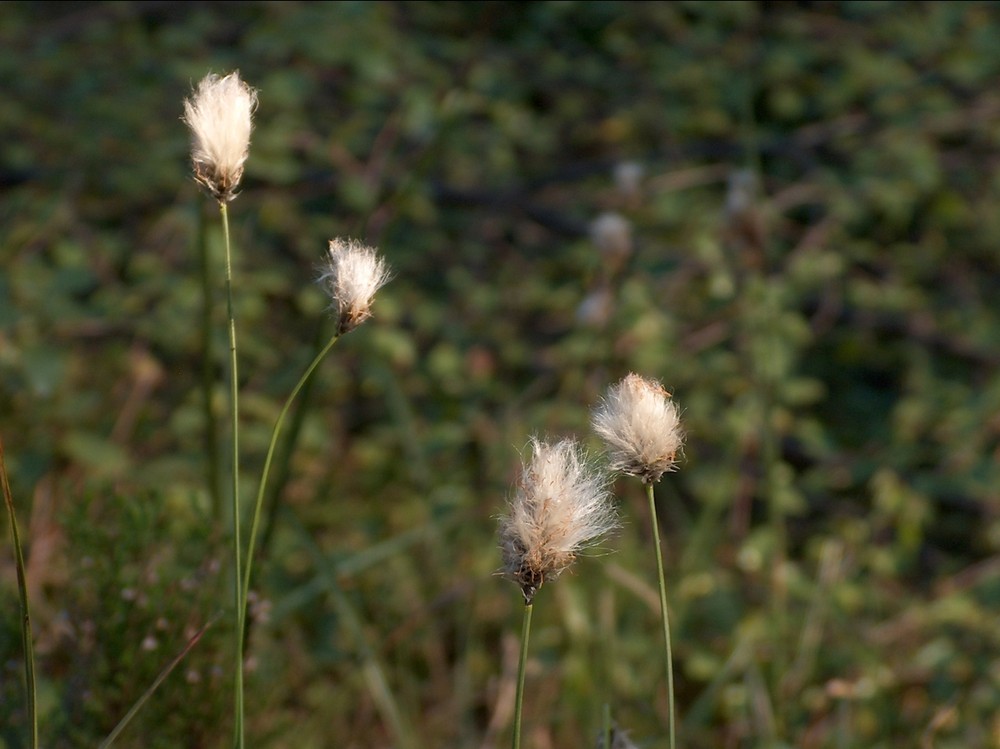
[
  {"left": 614, "top": 160, "right": 644, "bottom": 199},
  {"left": 592, "top": 373, "right": 683, "bottom": 484},
  {"left": 319, "top": 238, "right": 391, "bottom": 334},
  {"left": 590, "top": 212, "right": 633, "bottom": 264},
  {"left": 182, "top": 71, "right": 257, "bottom": 202},
  {"left": 498, "top": 438, "right": 618, "bottom": 604}
]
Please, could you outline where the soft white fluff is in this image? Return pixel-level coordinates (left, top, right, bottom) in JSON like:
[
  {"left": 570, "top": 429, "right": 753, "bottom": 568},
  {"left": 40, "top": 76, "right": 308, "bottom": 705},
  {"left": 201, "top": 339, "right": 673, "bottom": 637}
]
[
  {"left": 590, "top": 211, "right": 632, "bottom": 261},
  {"left": 592, "top": 373, "right": 683, "bottom": 484},
  {"left": 320, "top": 238, "right": 391, "bottom": 334},
  {"left": 499, "top": 438, "right": 618, "bottom": 603},
  {"left": 182, "top": 71, "right": 257, "bottom": 201}
]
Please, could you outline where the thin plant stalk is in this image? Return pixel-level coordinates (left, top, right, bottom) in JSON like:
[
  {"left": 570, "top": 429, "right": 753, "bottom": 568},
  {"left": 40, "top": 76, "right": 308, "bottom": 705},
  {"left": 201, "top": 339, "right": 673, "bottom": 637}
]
[
  {"left": 602, "top": 703, "right": 612, "bottom": 749},
  {"left": 646, "top": 483, "right": 676, "bottom": 749},
  {"left": 197, "top": 202, "right": 223, "bottom": 521},
  {"left": 511, "top": 601, "right": 533, "bottom": 749},
  {"left": 256, "top": 322, "right": 327, "bottom": 559},
  {"left": 98, "top": 613, "right": 220, "bottom": 749},
  {"left": 220, "top": 202, "right": 244, "bottom": 749},
  {"left": 240, "top": 333, "right": 340, "bottom": 640},
  {"left": 762, "top": 387, "right": 788, "bottom": 729},
  {"left": 1, "top": 437, "right": 36, "bottom": 749}
]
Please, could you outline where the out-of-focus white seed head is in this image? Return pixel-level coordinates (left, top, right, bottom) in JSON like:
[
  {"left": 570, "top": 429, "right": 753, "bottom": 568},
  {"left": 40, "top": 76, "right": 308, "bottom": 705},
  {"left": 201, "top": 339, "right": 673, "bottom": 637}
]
[
  {"left": 319, "top": 238, "right": 391, "bottom": 334},
  {"left": 182, "top": 71, "right": 257, "bottom": 202},
  {"left": 613, "top": 160, "right": 644, "bottom": 200},
  {"left": 592, "top": 373, "right": 683, "bottom": 484},
  {"left": 498, "top": 438, "right": 618, "bottom": 604},
  {"left": 725, "top": 169, "right": 759, "bottom": 219},
  {"left": 576, "top": 286, "right": 614, "bottom": 328},
  {"left": 590, "top": 212, "right": 633, "bottom": 267}
]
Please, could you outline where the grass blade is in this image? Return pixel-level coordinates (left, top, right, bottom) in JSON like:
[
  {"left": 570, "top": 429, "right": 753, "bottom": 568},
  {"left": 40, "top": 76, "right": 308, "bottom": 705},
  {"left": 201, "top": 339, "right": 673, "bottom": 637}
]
[
  {"left": 1, "top": 436, "right": 37, "bottom": 749},
  {"left": 98, "top": 613, "right": 221, "bottom": 749}
]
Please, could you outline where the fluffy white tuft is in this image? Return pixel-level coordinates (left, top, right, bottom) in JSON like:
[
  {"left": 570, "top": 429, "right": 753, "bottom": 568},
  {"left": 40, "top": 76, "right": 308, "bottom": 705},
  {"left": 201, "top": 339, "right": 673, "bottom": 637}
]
[
  {"left": 590, "top": 212, "right": 632, "bottom": 263},
  {"left": 182, "top": 71, "right": 257, "bottom": 202},
  {"left": 499, "top": 438, "right": 618, "bottom": 603},
  {"left": 592, "top": 373, "right": 683, "bottom": 484},
  {"left": 319, "top": 238, "right": 391, "bottom": 334}
]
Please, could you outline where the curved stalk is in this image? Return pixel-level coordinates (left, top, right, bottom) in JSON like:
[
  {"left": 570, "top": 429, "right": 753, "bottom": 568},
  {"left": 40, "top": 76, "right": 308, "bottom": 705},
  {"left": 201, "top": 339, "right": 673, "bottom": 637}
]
[{"left": 240, "top": 334, "right": 340, "bottom": 638}]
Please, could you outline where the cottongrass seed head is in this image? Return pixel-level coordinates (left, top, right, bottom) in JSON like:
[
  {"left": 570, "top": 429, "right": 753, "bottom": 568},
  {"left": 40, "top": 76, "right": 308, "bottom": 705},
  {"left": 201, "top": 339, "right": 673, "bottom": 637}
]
[
  {"left": 182, "top": 71, "right": 257, "bottom": 202},
  {"left": 592, "top": 373, "right": 683, "bottom": 484},
  {"left": 320, "top": 238, "right": 391, "bottom": 334},
  {"left": 499, "top": 438, "right": 618, "bottom": 604},
  {"left": 590, "top": 211, "right": 633, "bottom": 266}
]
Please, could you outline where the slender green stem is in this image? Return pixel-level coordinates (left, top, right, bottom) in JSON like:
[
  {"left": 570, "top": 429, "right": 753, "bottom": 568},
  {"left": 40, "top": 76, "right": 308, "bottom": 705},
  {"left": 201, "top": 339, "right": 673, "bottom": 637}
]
[
  {"left": 763, "top": 396, "right": 788, "bottom": 734},
  {"left": 1, "top": 438, "right": 36, "bottom": 749},
  {"left": 511, "top": 601, "right": 533, "bottom": 749},
  {"left": 646, "top": 483, "right": 676, "bottom": 749},
  {"left": 256, "top": 322, "right": 327, "bottom": 560},
  {"left": 754, "top": 307, "right": 787, "bottom": 728},
  {"left": 602, "top": 703, "right": 612, "bottom": 749},
  {"left": 197, "top": 202, "right": 222, "bottom": 522},
  {"left": 240, "top": 334, "right": 340, "bottom": 643},
  {"left": 220, "top": 202, "right": 244, "bottom": 749}
]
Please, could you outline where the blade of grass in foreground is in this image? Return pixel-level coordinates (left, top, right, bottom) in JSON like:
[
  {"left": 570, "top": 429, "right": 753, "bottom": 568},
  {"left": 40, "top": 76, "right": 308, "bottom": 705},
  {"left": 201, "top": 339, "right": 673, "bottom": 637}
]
[
  {"left": 98, "top": 613, "right": 221, "bottom": 749},
  {"left": 1, "top": 436, "right": 37, "bottom": 749}
]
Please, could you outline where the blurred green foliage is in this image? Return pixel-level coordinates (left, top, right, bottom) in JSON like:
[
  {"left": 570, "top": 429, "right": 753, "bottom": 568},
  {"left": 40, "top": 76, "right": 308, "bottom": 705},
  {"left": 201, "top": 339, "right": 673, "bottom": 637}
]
[
  {"left": 2, "top": 2, "right": 1000, "bottom": 747},
  {"left": 0, "top": 491, "right": 231, "bottom": 748}
]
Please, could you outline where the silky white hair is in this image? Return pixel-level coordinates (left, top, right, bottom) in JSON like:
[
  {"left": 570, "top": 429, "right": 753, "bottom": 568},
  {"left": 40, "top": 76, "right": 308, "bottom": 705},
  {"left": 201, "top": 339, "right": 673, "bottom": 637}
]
[
  {"left": 319, "top": 238, "right": 391, "bottom": 334},
  {"left": 592, "top": 373, "right": 683, "bottom": 484},
  {"left": 182, "top": 71, "right": 257, "bottom": 201},
  {"left": 499, "top": 438, "right": 618, "bottom": 603}
]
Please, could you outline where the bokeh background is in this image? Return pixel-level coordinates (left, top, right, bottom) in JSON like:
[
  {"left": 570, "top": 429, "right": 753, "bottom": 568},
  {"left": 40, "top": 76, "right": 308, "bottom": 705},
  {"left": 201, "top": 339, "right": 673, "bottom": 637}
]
[{"left": 2, "top": 2, "right": 1000, "bottom": 747}]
